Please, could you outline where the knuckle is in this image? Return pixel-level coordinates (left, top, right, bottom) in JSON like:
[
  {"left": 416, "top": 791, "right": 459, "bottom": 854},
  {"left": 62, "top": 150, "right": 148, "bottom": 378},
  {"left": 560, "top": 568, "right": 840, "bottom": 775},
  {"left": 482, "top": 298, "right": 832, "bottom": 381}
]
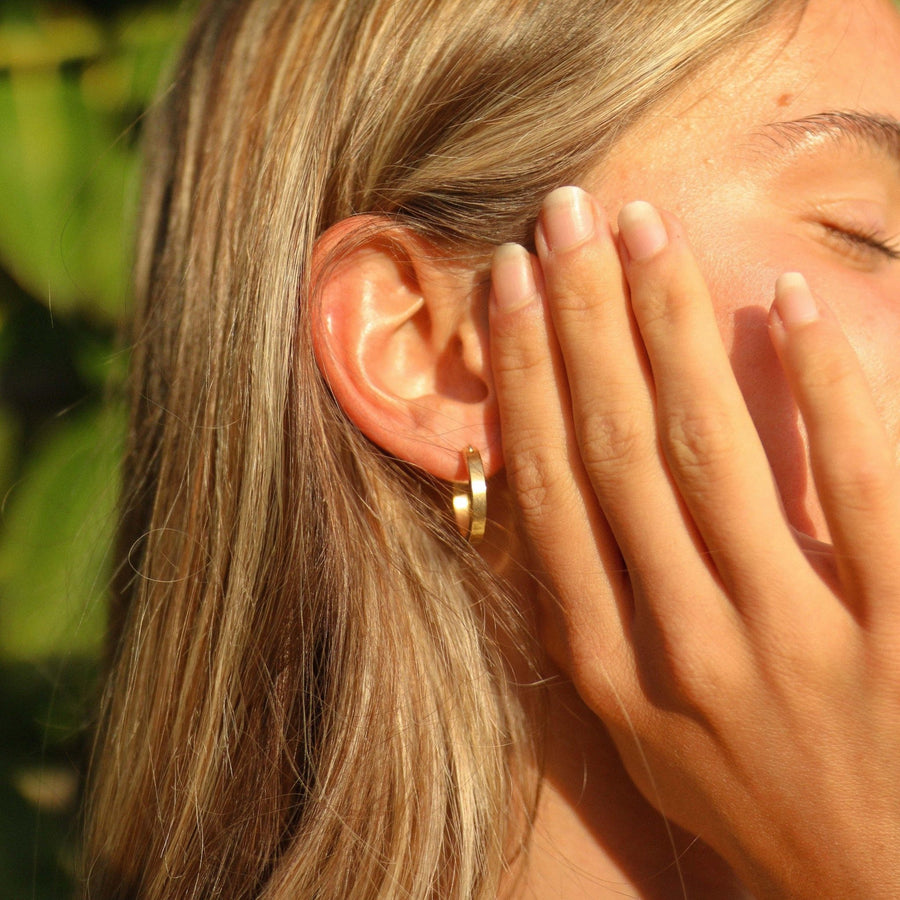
[
  {"left": 829, "top": 456, "right": 895, "bottom": 515},
  {"left": 629, "top": 264, "right": 691, "bottom": 327},
  {"left": 631, "top": 281, "right": 674, "bottom": 331},
  {"left": 577, "top": 402, "right": 651, "bottom": 473},
  {"left": 633, "top": 607, "right": 743, "bottom": 720},
  {"left": 491, "top": 323, "right": 549, "bottom": 381},
  {"left": 546, "top": 259, "right": 617, "bottom": 322},
  {"left": 550, "top": 282, "right": 595, "bottom": 315},
  {"left": 763, "top": 614, "right": 848, "bottom": 684},
  {"left": 659, "top": 403, "right": 737, "bottom": 479},
  {"left": 506, "top": 437, "right": 571, "bottom": 520},
  {"left": 801, "top": 343, "right": 858, "bottom": 394},
  {"left": 570, "top": 639, "right": 639, "bottom": 721},
  {"left": 651, "top": 640, "right": 721, "bottom": 711}
]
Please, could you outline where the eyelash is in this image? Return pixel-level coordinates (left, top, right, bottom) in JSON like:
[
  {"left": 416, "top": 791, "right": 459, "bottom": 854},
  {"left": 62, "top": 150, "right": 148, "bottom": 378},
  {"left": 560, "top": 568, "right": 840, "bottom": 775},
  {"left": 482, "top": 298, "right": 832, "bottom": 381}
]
[{"left": 826, "top": 224, "right": 900, "bottom": 261}]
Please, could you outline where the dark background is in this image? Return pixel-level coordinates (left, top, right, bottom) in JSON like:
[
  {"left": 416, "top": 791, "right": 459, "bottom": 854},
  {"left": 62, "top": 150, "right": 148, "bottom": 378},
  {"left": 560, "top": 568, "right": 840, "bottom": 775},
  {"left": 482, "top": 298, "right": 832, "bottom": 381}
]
[{"left": 0, "top": 2, "right": 187, "bottom": 896}]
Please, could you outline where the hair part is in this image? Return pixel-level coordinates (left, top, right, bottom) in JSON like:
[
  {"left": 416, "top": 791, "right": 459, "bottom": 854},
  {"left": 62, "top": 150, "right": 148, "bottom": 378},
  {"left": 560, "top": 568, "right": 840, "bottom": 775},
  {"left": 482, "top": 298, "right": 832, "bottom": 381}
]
[{"left": 84, "top": 1, "right": 802, "bottom": 897}]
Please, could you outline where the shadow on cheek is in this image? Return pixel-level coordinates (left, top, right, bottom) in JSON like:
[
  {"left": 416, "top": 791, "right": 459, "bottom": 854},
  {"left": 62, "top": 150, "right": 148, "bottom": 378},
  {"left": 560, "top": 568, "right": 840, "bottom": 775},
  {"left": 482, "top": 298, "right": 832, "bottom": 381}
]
[{"left": 730, "top": 305, "right": 816, "bottom": 536}]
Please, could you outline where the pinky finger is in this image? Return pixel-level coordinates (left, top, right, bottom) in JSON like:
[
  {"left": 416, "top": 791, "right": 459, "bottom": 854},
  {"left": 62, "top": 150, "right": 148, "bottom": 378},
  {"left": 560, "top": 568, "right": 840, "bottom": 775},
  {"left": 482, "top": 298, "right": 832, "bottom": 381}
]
[{"left": 769, "top": 272, "right": 900, "bottom": 621}]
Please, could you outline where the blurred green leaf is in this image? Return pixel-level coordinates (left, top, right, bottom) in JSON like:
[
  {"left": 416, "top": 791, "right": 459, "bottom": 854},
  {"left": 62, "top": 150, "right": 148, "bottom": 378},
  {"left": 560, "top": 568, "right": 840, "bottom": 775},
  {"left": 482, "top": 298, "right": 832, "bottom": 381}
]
[
  {"left": 0, "top": 4, "right": 189, "bottom": 896},
  {"left": 0, "top": 10, "right": 104, "bottom": 69},
  {"left": 0, "top": 405, "right": 20, "bottom": 496},
  {"left": 0, "top": 3, "right": 185, "bottom": 320},
  {"left": 0, "top": 402, "right": 124, "bottom": 660}
]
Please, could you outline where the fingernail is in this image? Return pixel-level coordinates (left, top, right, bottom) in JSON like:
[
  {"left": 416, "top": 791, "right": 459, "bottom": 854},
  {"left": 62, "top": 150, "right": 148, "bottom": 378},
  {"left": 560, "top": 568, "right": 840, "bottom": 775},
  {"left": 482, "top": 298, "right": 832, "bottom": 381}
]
[
  {"left": 539, "top": 186, "right": 594, "bottom": 252},
  {"left": 618, "top": 201, "right": 668, "bottom": 261},
  {"left": 492, "top": 243, "right": 537, "bottom": 312},
  {"left": 774, "top": 272, "right": 819, "bottom": 327}
]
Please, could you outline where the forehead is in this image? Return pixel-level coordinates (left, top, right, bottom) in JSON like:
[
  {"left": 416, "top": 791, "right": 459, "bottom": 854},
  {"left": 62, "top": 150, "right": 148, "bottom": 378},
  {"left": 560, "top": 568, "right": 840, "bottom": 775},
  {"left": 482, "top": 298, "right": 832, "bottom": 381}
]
[
  {"left": 595, "top": 0, "right": 900, "bottom": 185},
  {"left": 730, "top": 0, "right": 900, "bottom": 132}
]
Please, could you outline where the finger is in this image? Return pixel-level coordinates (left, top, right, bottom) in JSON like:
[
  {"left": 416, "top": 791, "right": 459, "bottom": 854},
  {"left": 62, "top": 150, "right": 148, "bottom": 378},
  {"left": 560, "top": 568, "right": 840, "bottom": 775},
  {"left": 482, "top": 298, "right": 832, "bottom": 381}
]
[
  {"left": 489, "top": 241, "right": 632, "bottom": 659},
  {"left": 534, "top": 188, "right": 708, "bottom": 608},
  {"left": 769, "top": 272, "right": 900, "bottom": 622},
  {"left": 617, "top": 201, "right": 807, "bottom": 604}
]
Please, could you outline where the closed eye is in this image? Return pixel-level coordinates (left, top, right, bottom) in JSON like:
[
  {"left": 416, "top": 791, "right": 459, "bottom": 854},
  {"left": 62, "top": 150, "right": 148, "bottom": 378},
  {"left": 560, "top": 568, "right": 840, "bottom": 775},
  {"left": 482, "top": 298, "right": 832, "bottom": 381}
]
[{"left": 823, "top": 224, "right": 900, "bottom": 262}]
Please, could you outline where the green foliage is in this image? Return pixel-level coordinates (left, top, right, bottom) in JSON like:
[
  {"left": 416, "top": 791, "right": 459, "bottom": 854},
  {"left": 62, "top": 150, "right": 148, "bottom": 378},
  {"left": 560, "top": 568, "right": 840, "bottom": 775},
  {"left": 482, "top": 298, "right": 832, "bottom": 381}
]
[
  {"left": 0, "top": 2, "right": 188, "bottom": 897},
  {"left": 0, "top": 403, "right": 124, "bottom": 661},
  {"left": 0, "top": 3, "right": 185, "bottom": 320}
]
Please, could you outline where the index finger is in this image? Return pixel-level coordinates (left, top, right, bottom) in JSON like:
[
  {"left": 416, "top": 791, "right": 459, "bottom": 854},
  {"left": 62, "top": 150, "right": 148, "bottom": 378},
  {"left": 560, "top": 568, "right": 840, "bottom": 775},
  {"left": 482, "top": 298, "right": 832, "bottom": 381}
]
[{"left": 489, "top": 240, "right": 633, "bottom": 668}]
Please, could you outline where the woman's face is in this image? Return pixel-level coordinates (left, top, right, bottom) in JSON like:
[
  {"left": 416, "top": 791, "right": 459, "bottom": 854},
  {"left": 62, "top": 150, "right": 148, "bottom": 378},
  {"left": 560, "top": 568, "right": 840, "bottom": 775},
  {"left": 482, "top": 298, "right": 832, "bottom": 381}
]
[{"left": 592, "top": 0, "right": 900, "bottom": 539}]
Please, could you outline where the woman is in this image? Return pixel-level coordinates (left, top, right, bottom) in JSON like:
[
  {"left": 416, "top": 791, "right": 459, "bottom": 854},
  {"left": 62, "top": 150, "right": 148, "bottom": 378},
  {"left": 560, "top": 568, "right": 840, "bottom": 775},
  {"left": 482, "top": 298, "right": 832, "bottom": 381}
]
[{"left": 83, "top": 0, "right": 900, "bottom": 897}]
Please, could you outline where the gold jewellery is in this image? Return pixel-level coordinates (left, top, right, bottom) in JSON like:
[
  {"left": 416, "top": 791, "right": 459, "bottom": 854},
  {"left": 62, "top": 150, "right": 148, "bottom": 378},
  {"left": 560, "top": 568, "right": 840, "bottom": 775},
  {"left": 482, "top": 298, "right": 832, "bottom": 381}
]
[{"left": 452, "top": 446, "right": 486, "bottom": 544}]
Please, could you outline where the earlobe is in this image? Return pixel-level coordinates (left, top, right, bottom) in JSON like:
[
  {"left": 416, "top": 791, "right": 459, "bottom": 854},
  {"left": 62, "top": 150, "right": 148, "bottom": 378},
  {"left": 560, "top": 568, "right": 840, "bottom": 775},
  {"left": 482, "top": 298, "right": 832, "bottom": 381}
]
[{"left": 309, "top": 217, "right": 501, "bottom": 482}]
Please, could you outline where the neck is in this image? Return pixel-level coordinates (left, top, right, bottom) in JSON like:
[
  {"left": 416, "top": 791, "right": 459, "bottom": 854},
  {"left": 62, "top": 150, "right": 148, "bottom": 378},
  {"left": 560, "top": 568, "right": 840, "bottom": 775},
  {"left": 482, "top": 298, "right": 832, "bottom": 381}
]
[{"left": 503, "top": 672, "right": 749, "bottom": 900}]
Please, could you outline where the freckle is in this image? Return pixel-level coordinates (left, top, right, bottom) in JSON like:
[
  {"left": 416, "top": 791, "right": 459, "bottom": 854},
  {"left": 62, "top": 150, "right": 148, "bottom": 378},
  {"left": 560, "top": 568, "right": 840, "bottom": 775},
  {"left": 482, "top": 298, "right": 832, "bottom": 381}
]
[{"left": 777, "top": 93, "right": 793, "bottom": 107}]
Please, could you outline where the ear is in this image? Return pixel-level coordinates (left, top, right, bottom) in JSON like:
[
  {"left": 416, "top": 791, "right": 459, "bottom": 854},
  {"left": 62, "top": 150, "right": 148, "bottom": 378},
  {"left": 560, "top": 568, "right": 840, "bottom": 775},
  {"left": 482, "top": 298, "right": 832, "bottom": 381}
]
[{"left": 310, "top": 217, "right": 501, "bottom": 482}]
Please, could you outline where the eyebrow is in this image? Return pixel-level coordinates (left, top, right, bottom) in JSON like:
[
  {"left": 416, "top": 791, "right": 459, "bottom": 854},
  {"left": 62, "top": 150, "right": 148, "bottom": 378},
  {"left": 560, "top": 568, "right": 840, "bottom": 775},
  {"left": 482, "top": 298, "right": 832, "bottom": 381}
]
[{"left": 756, "top": 111, "right": 900, "bottom": 163}]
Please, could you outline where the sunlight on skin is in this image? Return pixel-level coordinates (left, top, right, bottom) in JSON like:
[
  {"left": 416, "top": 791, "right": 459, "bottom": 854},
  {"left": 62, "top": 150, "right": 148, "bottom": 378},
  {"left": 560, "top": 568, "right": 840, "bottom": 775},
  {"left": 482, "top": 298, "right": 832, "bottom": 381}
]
[{"left": 591, "top": 0, "right": 900, "bottom": 543}]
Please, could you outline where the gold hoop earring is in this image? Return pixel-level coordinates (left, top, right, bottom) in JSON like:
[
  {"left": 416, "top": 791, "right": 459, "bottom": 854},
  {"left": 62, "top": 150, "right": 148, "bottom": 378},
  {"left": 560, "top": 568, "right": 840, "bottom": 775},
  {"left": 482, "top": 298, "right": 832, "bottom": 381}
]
[{"left": 452, "top": 446, "right": 486, "bottom": 544}]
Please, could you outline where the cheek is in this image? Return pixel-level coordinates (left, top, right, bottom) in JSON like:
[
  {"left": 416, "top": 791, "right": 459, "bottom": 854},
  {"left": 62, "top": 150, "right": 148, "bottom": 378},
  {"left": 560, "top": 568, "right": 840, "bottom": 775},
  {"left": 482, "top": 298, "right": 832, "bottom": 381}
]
[
  {"left": 703, "top": 264, "right": 822, "bottom": 536},
  {"left": 702, "top": 252, "right": 900, "bottom": 539}
]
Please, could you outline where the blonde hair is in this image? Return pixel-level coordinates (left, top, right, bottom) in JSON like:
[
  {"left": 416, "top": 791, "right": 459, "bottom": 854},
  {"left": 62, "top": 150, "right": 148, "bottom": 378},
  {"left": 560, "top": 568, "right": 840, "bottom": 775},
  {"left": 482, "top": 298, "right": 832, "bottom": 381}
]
[{"left": 83, "top": 1, "right": 801, "bottom": 897}]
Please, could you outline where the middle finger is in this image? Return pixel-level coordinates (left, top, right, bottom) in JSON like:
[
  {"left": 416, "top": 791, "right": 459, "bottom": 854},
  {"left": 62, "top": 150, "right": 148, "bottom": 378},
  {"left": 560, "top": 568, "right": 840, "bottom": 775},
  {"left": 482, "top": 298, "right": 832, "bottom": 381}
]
[
  {"left": 536, "top": 187, "right": 713, "bottom": 607},
  {"left": 616, "top": 200, "right": 807, "bottom": 605}
]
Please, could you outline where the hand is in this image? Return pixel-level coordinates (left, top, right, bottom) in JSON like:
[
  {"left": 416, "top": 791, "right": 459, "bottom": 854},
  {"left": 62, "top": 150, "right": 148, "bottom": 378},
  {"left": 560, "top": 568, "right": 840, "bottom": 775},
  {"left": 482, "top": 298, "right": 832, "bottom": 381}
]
[{"left": 489, "top": 186, "right": 900, "bottom": 899}]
